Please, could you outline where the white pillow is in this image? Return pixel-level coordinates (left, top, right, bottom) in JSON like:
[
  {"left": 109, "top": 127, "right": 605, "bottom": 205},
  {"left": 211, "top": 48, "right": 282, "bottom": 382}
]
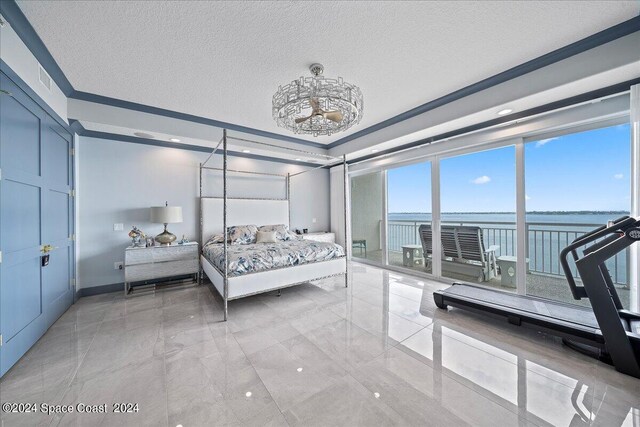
[
  {"left": 258, "top": 224, "right": 292, "bottom": 241},
  {"left": 256, "top": 230, "right": 277, "bottom": 243}
]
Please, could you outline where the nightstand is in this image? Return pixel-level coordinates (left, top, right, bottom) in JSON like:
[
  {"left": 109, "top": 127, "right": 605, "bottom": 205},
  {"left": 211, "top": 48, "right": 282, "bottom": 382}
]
[
  {"left": 301, "top": 232, "right": 336, "bottom": 243},
  {"left": 124, "top": 242, "right": 199, "bottom": 295}
]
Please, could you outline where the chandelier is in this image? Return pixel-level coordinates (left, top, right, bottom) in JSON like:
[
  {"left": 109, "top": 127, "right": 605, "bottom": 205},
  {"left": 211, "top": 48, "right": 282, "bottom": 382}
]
[{"left": 272, "top": 64, "right": 363, "bottom": 137}]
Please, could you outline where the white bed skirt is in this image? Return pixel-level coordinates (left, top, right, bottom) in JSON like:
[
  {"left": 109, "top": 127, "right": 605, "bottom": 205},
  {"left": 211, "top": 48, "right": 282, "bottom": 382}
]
[{"left": 200, "top": 255, "right": 347, "bottom": 300}]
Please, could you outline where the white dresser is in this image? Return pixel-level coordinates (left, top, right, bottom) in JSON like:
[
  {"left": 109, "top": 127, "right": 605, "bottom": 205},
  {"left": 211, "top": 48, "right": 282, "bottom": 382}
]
[
  {"left": 124, "top": 242, "right": 199, "bottom": 295},
  {"left": 301, "top": 232, "right": 336, "bottom": 243}
]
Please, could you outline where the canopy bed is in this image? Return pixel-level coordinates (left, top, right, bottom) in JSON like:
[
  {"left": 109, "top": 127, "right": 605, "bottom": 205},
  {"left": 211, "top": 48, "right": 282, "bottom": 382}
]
[{"left": 199, "top": 130, "right": 348, "bottom": 320}]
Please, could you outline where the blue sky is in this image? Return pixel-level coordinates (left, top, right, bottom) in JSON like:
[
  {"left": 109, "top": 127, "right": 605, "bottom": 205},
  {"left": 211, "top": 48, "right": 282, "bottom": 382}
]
[{"left": 387, "top": 124, "right": 630, "bottom": 213}]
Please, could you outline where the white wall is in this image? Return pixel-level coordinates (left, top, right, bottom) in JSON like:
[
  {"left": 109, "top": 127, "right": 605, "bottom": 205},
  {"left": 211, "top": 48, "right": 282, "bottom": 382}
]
[
  {"left": 0, "top": 20, "right": 67, "bottom": 121},
  {"left": 77, "top": 136, "right": 330, "bottom": 290}
]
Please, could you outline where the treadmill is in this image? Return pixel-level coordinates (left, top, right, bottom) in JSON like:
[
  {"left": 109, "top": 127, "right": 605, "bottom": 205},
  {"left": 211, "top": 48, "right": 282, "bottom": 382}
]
[{"left": 433, "top": 216, "right": 640, "bottom": 378}]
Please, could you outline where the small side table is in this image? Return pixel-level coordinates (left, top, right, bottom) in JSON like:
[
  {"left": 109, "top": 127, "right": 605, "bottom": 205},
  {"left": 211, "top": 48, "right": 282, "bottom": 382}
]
[
  {"left": 352, "top": 239, "right": 367, "bottom": 257},
  {"left": 301, "top": 232, "right": 335, "bottom": 243},
  {"left": 402, "top": 244, "right": 423, "bottom": 267},
  {"left": 496, "top": 256, "right": 529, "bottom": 288}
]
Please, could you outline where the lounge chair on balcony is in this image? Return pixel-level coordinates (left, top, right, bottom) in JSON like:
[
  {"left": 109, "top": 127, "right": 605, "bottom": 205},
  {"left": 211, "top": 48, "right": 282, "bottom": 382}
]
[{"left": 418, "top": 224, "right": 498, "bottom": 282}]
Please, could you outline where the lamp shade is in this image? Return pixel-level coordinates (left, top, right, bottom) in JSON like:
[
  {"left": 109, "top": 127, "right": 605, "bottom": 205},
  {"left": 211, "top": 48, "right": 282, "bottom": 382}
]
[{"left": 150, "top": 206, "right": 183, "bottom": 224}]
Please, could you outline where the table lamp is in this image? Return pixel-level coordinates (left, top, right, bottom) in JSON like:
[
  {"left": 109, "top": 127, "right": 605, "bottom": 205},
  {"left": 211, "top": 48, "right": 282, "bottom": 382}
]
[{"left": 150, "top": 202, "right": 183, "bottom": 245}]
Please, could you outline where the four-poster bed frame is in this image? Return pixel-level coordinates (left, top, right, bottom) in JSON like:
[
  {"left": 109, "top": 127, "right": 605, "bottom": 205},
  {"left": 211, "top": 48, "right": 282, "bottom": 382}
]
[{"left": 199, "top": 129, "right": 349, "bottom": 321}]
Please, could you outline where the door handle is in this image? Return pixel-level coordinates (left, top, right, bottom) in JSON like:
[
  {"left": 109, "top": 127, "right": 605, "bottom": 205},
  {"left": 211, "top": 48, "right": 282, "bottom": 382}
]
[{"left": 41, "top": 244, "right": 57, "bottom": 253}]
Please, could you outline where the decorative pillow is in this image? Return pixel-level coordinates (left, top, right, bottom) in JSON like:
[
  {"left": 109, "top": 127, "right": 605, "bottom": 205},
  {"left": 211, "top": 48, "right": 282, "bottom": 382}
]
[
  {"left": 228, "top": 224, "right": 258, "bottom": 245},
  {"left": 256, "top": 230, "right": 277, "bottom": 243},
  {"left": 206, "top": 234, "right": 226, "bottom": 245},
  {"left": 258, "top": 224, "right": 292, "bottom": 241},
  {"left": 285, "top": 230, "right": 301, "bottom": 240}
]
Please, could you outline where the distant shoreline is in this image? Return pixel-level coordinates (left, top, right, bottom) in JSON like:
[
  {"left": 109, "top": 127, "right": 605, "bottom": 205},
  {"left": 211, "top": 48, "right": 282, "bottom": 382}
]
[{"left": 389, "top": 211, "right": 630, "bottom": 215}]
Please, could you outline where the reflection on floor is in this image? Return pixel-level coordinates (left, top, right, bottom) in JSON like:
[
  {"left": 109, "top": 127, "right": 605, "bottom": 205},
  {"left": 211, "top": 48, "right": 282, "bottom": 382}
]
[
  {"left": 356, "top": 250, "right": 631, "bottom": 308},
  {"left": 1, "top": 262, "right": 638, "bottom": 426}
]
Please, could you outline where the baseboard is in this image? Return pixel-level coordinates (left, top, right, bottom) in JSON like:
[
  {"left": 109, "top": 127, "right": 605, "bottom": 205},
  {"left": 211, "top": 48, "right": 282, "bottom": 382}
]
[{"left": 76, "top": 282, "right": 123, "bottom": 298}]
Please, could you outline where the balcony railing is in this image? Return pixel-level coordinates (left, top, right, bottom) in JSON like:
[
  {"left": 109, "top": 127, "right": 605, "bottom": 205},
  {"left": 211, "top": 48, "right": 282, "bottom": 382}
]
[{"left": 386, "top": 220, "right": 629, "bottom": 286}]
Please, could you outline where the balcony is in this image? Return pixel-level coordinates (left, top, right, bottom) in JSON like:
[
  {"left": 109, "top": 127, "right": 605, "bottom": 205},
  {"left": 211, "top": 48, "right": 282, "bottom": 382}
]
[{"left": 353, "top": 220, "right": 631, "bottom": 308}]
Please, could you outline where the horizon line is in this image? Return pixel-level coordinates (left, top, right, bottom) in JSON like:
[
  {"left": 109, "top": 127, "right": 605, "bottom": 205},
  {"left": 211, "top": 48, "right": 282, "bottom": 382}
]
[{"left": 388, "top": 210, "right": 631, "bottom": 214}]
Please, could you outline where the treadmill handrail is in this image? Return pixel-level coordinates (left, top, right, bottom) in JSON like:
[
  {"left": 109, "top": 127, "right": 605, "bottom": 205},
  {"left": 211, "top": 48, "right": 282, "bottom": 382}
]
[
  {"left": 560, "top": 216, "right": 638, "bottom": 300},
  {"left": 570, "top": 216, "right": 630, "bottom": 245}
]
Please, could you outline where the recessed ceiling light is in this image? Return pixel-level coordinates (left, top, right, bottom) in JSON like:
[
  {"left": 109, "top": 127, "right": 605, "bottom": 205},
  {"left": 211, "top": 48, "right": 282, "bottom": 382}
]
[
  {"left": 245, "top": 391, "right": 252, "bottom": 397},
  {"left": 371, "top": 149, "right": 379, "bottom": 153},
  {"left": 295, "top": 158, "right": 301, "bottom": 161},
  {"left": 497, "top": 108, "right": 513, "bottom": 116},
  {"left": 169, "top": 138, "right": 180, "bottom": 142},
  {"left": 134, "top": 132, "right": 154, "bottom": 139},
  {"left": 242, "top": 149, "right": 251, "bottom": 153}
]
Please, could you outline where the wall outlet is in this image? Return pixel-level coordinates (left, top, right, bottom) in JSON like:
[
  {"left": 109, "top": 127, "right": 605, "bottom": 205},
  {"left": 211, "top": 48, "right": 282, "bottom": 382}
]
[
  {"left": 312, "top": 218, "right": 317, "bottom": 223},
  {"left": 113, "top": 223, "right": 124, "bottom": 231},
  {"left": 114, "top": 262, "right": 123, "bottom": 270}
]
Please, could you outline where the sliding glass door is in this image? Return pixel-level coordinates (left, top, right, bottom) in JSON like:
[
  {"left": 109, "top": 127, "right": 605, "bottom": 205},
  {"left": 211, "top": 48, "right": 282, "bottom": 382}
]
[
  {"left": 524, "top": 124, "right": 632, "bottom": 308},
  {"left": 439, "top": 146, "right": 517, "bottom": 288},
  {"left": 386, "top": 162, "right": 432, "bottom": 273},
  {"left": 350, "top": 171, "right": 384, "bottom": 263},
  {"left": 347, "top": 98, "right": 635, "bottom": 314}
]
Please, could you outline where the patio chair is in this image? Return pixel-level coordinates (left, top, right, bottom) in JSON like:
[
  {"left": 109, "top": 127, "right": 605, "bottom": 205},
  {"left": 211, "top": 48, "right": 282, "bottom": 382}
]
[
  {"left": 418, "top": 224, "right": 498, "bottom": 282},
  {"left": 352, "top": 239, "right": 367, "bottom": 257}
]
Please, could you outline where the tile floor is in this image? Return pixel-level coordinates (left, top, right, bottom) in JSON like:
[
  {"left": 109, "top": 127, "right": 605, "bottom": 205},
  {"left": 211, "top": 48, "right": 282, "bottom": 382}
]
[{"left": 1, "top": 262, "right": 638, "bottom": 426}]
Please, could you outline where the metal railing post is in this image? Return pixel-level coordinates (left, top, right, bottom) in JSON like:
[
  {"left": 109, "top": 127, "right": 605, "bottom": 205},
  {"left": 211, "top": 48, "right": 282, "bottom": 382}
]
[
  {"left": 223, "top": 129, "right": 228, "bottom": 321},
  {"left": 198, "top": 163, "right": 203, "bottom": 285},
  {"left": 343, "top": 155, "right": 349, "bottom": 287}
]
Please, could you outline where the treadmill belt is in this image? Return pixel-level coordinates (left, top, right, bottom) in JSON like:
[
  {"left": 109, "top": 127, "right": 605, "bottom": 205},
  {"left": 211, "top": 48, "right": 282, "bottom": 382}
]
[{"left": 445, "top": 284, "right": 599, "bottom": 328}]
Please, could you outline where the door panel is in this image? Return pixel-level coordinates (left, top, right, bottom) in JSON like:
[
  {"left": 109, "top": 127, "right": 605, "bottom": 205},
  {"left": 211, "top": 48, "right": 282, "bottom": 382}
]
[
  {"left": 0, "top": 73, "right": 47, "bottom": 376},
  {"left": 1, "top": 258, "right": 41, "bottom": 341},
  {"left": 1, "top": 95, "right": 41, "bottom": 176},
  {"left": 2, "top": 180, "right": 41, "bottom": 253},
  {"left": 41, "top": 120, "right": 73, "bottom": 326},
  {"left": 46, "top": 128, "right": 70, "bottom": 187},
  {"left": 0, "top": 71, "right": 74, "bottom": 377},
  {"left": 42, "top": 247, "right": 71, "bottom": 324},
  {"left": 45, "top": 190, "right": 70, "bottom": 242}
]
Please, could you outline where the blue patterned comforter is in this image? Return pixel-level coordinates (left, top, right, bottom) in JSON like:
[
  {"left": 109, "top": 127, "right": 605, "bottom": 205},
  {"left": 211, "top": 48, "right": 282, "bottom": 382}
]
[{"left": 202, "top": 239, "right": 345, "bottom": 277}]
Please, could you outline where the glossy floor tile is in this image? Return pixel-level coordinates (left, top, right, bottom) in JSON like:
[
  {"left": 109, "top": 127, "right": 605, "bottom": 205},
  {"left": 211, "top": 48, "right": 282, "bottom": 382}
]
[{"left": 1, "top": 262, "right": 638, "bottom": 426}]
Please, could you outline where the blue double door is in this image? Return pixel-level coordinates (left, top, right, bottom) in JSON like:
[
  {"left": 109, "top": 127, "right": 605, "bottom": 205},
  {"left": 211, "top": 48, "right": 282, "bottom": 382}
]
[{"left": 0, "top": 70, "right": 74, "bottom": 377}]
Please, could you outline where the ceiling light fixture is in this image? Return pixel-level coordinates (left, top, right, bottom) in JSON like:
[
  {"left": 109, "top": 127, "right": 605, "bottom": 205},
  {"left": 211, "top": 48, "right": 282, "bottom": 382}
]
[
  {"left": 497, "top": 108, "right": 513, "bottom": 116},
  {"left": 242, "top": 149, "right": 251, "bottom": 153},
  {"left": 295, "top": 158, "right": 301, "bottom": 161},
  {"left": 169, "top": 138, "right": 181, "bottom": 142},
  {"left": 272, "top": 63, "right": 363, "bottom": 137},
  {"left": 371, "top": 149, "right": 379, "bottom": 153}
]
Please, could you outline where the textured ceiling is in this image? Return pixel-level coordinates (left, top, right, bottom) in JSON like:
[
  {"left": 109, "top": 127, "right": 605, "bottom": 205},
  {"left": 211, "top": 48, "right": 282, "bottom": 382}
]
[{"left": 16, "top": 1, "right": 640, "bottom": 144}]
